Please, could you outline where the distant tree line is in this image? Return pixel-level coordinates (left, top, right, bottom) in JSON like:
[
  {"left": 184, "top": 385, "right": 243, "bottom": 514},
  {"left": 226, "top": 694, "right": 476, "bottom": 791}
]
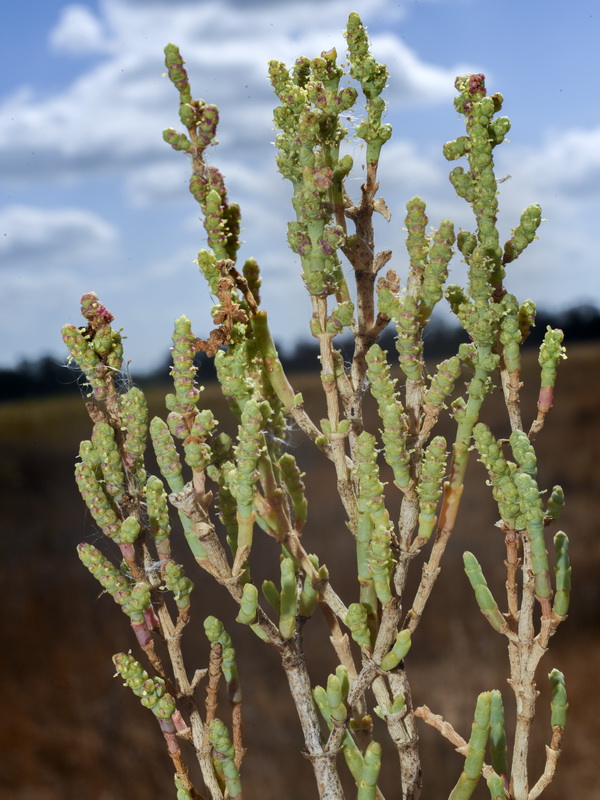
[{"left": 1, "top": 304, "right": 598, "bottom": 403}]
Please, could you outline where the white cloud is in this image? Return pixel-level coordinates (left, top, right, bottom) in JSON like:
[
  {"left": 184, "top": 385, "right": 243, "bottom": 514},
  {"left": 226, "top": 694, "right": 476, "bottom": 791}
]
[
  {"left": 125, "top": 160, "right": 190, "bottom": 206},
  {"left": 1, "top": 0, "right": 596, "bottom": 370},
  {"left": 0, "top": 205, "right": 117, "bottom": 264},
  {"left": 0, "top": 0, "right": 470, "bottom": 188},
  {"left": 499, "top": 126, "right": 600, "bottom": 205},
  {"left": 49, "top": 4, "right": 110, "bottom": 55}
]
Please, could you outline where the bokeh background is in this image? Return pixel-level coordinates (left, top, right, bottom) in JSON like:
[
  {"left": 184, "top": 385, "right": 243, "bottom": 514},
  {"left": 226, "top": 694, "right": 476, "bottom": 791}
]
[
  {"left": 2, "top": 0, "right": 600, "bottom": 371},
  {"left": 2, "top": 0, "right": 600, "bottom": 798}
]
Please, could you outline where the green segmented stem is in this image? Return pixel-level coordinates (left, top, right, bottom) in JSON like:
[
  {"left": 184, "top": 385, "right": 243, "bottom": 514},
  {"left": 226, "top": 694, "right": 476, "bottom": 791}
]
[
  {"left": 269, "top": 40, "right": 354, "bottom": 299},
  {"left": 229, "top": 398, "right": 264, "bottom": 572},
  {"left": 424, "top": 355, "right": 462, "bottom": 408},
  {"left": 463, "top": 552, "right": 508, "bottom": 634},
  {"left": 164, "top": 43, "right": 192, "bottom": 104},
  {"left": 416, "top": 436, "right": 448, "bottom": 541},
  {"left": 62, "top": 323, "right": 105, "bottom": 398},
  {"left": 539, "top": 327, "right": 566, "bottom": 391},
  {"left": 486, "top": 772, "right": 508, "bottom": 799},
  {"left": 380, "top": 629, "right": 411, "bottom": 671},
  {"left": 170, "top": 315, "right": 201, "bottom": 414},
  {"left": 150, "top": 416, "right": 185, "bottom": 493},
  {"left": 204, "top": 616, "right": 241, "bottom": 703},
  {"left": 546, "top": 485, "right": 565, "bottom": 522},
  {"left": 421, "top": 218, "right": 455, "bottom": 321},
  {"left": 113, "top": 516, "right": 141, "bottom": 547},
  {"left": 252, "top": 309, "right": 300, "bottom": 414},
  {"left": 236, "top": 582, "right": 259, "bottom": 625},
  {"left": 116, "top": 581, "right": 152, "bottom": 625},
  {"left": 369, "top": 524, "right": 394, "bottom": 605},
  {"left": 149, "top": 418, "right": 208, "bottom": 560},
  {"left": 174, "top": 776, "right": 193, "bottom": 800},
  {"left": 118, "top": 386, "right": 148, "bottom": 470},
  {"left": 499, "top": 294, "right": 521, "bottom": 374},
  {"left": 345, "top": 12, "right": 390, "bottom": 162},
  {"left": 509, "top": 429, "right": 537, "bottom": 479},
  {"left": 164, "top": 560, "right": 194, "bottom": 611},
  {"left": 145, "top": 475, "right": 171, "bottom": 561},
  {"left": 355, "top": 432, "right": 387, "bottom": 610},
  {"left": 503, "top": 203, "right": 542, "bottom": 265},
  {"left": 313, "top": 685, "right": 364, "bottom": 784},
  {"left": 261, "top": 579, "right": 281, "bottom": 615},
  {"left": 548, "top": 669, "right": 568, "bottom": 729},
  {"left": 326, "top": 673, "right": 347, "bottom": 723},
  {"left": 279, "top": 453, "right": 308, "bottom": 531},
  {"left": 552, "top": 531, "right": 571, "bottom": 617},
  {"left": 405, "top": 196, "right": 428, "bottom": 270},
  {"left": 345, "top": 602, "right": 372, "bottom": 648},
  {"left": 449, "top": 691, "right": 491, "bottom": 800},
  {"left": 365, "top": 344, "right": 410, "bottom": 489},
  {"left": 209, "top": 719, "right": 242, "bottom": 799},
  {"left": 74, "top": 461, "right": 120, "bottom": 537},
  {"left": 298, "top": 554, "right": 322, "bottom": 617},
  {"left": 518, "top": 299, "right": 537, "bottom": 342},
  {"left": 279, "top": 557, "right": 298, "bottom": 639},
  {"left": 357, "top": 741, "right": 382, "bottom": 800},
  {"left": 92, "top": 421, "right": 126, "bottom": 501},
  {"left": 489, "top": 690, "right": 508, "bottom": 778},
  {"left": 114, "top": 651, "right": 177, "bottom": 720},
  {"left": 472, "top": 423, "right": 520, "bottom": 526},
  {"left": 79, "top": 552, "right": 153, "bottom": 647},
  {"left": 214, "top": 342, "right": 255, "bottom": 421},
  {"left": 80, "top": 292, "right": 124, "bottom": 370},
  {"left": 514, "top": 472, "right": 551, "bottom": 599},
  {"left": 392, "top": 295, "right": 424, "bottom": 383},
  {"left": 78, "top": 543, "right": 128, "bottom": 595}
]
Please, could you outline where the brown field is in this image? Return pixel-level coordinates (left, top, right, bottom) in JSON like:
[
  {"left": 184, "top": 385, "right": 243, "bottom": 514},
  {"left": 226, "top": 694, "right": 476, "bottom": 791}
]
[{"left": 1, "top": 342, "right": 598, "bottom": 799}]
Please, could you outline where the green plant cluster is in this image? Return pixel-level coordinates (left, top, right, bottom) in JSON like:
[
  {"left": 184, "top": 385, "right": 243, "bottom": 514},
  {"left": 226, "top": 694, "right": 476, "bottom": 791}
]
[{"left": 63, "top": 13, "right": 569, "bottom": 800}]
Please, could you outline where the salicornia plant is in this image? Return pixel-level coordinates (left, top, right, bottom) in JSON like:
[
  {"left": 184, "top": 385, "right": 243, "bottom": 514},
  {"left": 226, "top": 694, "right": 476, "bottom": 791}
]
[{"left": 62, "top": 13, "right": 569, "bottom": 800}]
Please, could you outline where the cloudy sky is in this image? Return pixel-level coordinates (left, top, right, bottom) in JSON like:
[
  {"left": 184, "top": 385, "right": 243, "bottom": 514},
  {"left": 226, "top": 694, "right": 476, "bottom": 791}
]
[{"left": 2, "top": 0, "right": 599, "bottom": 373}]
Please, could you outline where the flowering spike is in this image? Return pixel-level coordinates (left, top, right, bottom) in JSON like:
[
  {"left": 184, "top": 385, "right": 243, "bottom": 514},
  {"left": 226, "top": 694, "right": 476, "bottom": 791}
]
[
  {"left": 149, "top": 416, "right": 184, "bottom": 493},
  {"left": 472, "top": 423, "right": 520, "bottom": 526},
  {"left": 366, "top": 344, "right": 410, "bottom": 489},
  {"left": 416, "top": 436, "right": 448, "bottom": 541},
  {"left": 145, "top": 474, "right": 171, "bottom": 562},
  {"left": 74, "top": 461, "right": 120, "bottom": 537},
  {"left": 503, "top": 204, "right": 542, "bottom": 265},
  {"left": 209, "top": 719, "right": 242, "bottom": 800},
  {"left": 118, "top": 387, "right": 148, "bottom": 479},
  {"left": 164, "top": 560, "right": 194, "bottom": 612},
  {"left": 203, "top": 617, "right": 240, "bottom": 702},
  {"left": 92, "top": 422, "right": 126, "bottom": 501},
  {"left": 509, "top": 429, "right": 537, "bottom": 479}
]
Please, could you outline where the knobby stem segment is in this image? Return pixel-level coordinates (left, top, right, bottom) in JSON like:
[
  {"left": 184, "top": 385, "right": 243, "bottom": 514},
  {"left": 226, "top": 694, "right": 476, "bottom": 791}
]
[{"left": 63, "top": 16, "right": 568, "bottom": 800}]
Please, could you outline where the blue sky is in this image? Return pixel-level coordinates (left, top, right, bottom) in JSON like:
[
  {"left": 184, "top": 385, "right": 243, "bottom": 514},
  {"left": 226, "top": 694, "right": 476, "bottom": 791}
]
[{"left": 2, "top": 0, "right": 599, "bottom": 372}]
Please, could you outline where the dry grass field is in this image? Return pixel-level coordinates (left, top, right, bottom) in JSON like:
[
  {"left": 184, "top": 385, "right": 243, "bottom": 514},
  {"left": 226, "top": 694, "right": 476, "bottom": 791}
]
[{"left": 1, "top": 342, "right": 598, "bottom": 799}]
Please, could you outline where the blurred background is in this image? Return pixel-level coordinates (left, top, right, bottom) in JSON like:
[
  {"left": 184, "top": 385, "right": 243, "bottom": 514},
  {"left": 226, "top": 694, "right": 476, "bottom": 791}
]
[
  {"left": 2, "top": 0, "right": 600, "bottom": 797},
  {"left": 1, "top": 320, "right": 599, "bottom": 799}
]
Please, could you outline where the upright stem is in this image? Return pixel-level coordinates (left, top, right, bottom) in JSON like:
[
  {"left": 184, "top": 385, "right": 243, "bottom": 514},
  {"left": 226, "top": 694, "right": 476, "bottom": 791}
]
[{"left": 281, "top": 638, "right": 345, "bottom": 800}]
